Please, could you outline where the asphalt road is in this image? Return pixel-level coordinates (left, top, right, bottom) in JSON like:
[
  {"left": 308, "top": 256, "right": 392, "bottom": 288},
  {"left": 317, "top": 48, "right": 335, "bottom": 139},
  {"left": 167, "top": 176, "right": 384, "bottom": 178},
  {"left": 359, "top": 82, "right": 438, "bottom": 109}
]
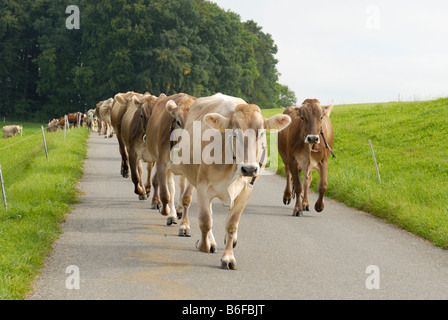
[{"left": 28, "top": 133, "right": 448, "bottom": 300}]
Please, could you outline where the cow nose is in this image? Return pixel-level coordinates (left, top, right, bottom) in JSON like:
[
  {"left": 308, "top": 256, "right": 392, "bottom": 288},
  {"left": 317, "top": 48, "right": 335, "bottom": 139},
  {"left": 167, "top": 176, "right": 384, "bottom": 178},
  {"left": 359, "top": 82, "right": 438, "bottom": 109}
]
[
  {"left": 305, "top": 135, "right": 320, "bottom": 144},
  {"left": 241, "top": 164, "right": 259, "bottom": 177}
]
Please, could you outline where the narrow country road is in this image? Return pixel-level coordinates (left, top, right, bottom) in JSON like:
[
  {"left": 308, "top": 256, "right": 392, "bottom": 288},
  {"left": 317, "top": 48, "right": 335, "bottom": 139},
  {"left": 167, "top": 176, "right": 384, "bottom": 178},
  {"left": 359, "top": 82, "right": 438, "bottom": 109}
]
[{"left": 28, "top": 133, "right": 448, "bottom": 300}]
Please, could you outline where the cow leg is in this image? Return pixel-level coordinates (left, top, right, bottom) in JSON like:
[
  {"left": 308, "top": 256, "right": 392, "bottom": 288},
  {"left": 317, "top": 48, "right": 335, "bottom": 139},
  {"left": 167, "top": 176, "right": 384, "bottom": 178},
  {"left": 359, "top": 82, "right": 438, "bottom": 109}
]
[
  {"left": 283, "top": 163, "right": 293, "bottom": 205},
  {"left": 179, "top": 183, "right": 195, "bottom": 237},
  {"left": 302, "top": 170, "right": 312, "bottom": 211},
  {"left": 176, "top": 176, "right": 187, "bottom": 219},
  {"left": 166, "top": 170, "right": 178, "bottom": 226},
  {"left": 196, "top": 184, "right": 217, "bottom": 254},
  {"left": 129, "top": 152, "right": 146, "bottom": 200},
  {"left": 221, "top": 185, "right": 253, "bottom": 270},
  {"left": 137, "top": 159, "right": 147, "bottom": 200},
  {"left": 302, "top": 165, "right": 312, "bottom": 212},
  {"left": 151, "top": 173, "right": 161, "bottom": 210},
  {"left": 291, "top": 164, "right": 303, "bottom": 217},
  {"left": 145, "top": 162, "right": 154, "bottom": 197},
  {"left": 315, "top": 160, "right": 328, "bottom": 213},
  {"left": 117, "top": 137, "right": 129, "bottom": 178},
  {"left": 156, "top": 162, "right": 177, "bottom": 225}
]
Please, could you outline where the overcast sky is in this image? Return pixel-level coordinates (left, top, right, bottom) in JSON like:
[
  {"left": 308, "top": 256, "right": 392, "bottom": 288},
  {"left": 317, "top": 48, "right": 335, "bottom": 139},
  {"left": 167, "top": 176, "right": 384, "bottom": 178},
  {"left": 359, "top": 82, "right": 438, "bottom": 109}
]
[{"left": 213, "top": 0, "right": 448, "bottom": 105}]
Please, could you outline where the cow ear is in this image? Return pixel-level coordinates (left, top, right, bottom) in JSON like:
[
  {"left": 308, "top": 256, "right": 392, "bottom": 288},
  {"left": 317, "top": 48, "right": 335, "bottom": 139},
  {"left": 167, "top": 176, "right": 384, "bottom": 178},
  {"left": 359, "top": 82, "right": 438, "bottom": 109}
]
[
  {"left": 166, "top": 100, "right": 178, "bottom": 118},
  {"left": 132, "top": 96, "right": 143, "bottom": 109},
  {"left": 204, "top": 113, "right": 230, "bottom": 132},
  {"left": 114, "top": 94, "right": 126, "bottom": 105},
  {"left": 265, "top": 114, "right": 291, "bottom": 131},
  {"left": 324, "top": 104, "right": 334, "bottom": 118}
]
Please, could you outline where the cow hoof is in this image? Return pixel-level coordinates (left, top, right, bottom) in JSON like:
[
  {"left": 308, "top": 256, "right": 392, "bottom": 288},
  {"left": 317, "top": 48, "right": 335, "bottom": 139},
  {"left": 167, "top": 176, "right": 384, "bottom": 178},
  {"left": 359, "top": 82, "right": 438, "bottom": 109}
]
[
  {"left": 176, "top": 211, "right": 183, "bottom": 220},
  {"left": 151, "top": 203, "right": 160, "bottom": 210},
  {"left": 283, "top": 198, "right": 291, "bottom": 205},
  {"left": 179, "top": 229, "right": 191, "bottom": 237},
  {"left": 139, "top": 194, "right": 147, "bottom": 201},
  {"left": 221, "top": 261, "right": 237, "bottom": 270},
  {"left": 293, "top": 210, "right": 303, "bottom": 217},
  {"left": 210, "top": 246, "right": 217, "bottom": 254},
  {"left": 166, "top": 217, "right": 177, "bottom": 226},
  {"left": 302, "top": 205, "right": 309, "bottom": 211}
]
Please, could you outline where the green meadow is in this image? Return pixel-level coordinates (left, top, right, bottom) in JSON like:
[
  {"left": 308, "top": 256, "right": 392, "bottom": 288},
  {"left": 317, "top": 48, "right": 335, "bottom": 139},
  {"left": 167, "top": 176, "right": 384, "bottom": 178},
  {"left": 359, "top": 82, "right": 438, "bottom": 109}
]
[
  {"left": 0, "top": 124, "right": 89, "bottom": 299},
  {"left": 263, "top": 98, "right": 448, "bottom": 249}
]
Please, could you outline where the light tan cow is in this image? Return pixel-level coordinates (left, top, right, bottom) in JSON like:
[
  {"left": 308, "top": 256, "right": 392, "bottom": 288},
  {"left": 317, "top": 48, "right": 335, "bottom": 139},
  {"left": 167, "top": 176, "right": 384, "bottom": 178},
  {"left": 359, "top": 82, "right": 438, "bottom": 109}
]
[
  {"left": 98, "top": 98, "right": 114, "bottom": 138},
  {"left": 142, "top": 93, "right": 197, "bottom": 226},
  {"left": 46, "top": 119, "right": 60, "bottom": 132},
  {"left": 169, "top": 93, "right": 291, "bottom": 270},
  {"left": 2, "top": 125, "right": 22, "bottom": 138},
  {"left": 278, "top": 99, "right": 334, "bottom": 217},
  {"left": 86, "top": 109, "right": 97, "bottom": 132}
]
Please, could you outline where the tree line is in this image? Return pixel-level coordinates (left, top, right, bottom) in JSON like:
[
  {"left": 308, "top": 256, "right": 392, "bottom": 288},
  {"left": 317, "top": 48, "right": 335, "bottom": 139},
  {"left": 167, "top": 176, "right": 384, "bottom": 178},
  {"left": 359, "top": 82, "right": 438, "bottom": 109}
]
[{"left": 0, "top": 0, "right": 297, "bottom": 121}]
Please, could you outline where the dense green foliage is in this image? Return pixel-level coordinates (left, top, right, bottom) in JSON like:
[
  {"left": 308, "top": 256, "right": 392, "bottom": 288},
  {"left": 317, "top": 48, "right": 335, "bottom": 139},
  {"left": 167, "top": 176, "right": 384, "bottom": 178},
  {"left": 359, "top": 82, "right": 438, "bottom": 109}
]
[
  {"left": 262, "top": 98, "right": 448, "bottom": 249},
  {"left": 0, "top": 0, "right": 296, "bottom": 121}
]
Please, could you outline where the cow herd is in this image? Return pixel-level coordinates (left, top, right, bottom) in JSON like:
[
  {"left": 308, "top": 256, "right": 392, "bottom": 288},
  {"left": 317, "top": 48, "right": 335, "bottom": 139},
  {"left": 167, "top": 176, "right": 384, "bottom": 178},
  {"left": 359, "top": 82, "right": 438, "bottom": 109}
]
[
  {"left": 90, "top": 92, "right": 335, "bottom": 270},
  {"left": 46, "top": 112, "right": 88, "bottom": 132}
]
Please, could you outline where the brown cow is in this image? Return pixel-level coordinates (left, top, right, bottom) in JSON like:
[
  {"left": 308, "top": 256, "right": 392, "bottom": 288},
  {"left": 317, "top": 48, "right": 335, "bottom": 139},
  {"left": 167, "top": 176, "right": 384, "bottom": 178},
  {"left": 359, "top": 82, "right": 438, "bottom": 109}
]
[
  {"left": 111, "top": 91, "right": 143, "bottom": 179},
  {"left": 142, "top": 93, "right": 197, "bottom": 226},
  {"left": 278, "top": 99, "right": 334, "bottom": 217},
  {"left": 112, "top": 92, "right": 159, "bottom": 201}
]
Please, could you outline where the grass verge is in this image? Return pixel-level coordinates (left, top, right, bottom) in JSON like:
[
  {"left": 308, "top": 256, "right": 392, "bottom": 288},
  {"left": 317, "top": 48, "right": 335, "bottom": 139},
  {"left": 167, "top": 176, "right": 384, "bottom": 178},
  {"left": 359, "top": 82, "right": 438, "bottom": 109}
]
[
  {"left": 0, "top": 123, "right": 90, "bottom": 299},
  {"left": 262, "top": 98, "right": 448, "bottom": 249}
]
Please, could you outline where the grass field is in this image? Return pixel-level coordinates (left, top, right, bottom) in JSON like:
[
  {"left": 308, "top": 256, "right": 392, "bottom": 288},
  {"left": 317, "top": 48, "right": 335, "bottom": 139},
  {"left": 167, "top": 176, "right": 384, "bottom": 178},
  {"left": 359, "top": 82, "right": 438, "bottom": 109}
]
[
  {"left": 262, "top": 98, "right": 448, "bottom": 249},
  {"left": 0, "top": 123, "right": 90, "bottom": 299}
]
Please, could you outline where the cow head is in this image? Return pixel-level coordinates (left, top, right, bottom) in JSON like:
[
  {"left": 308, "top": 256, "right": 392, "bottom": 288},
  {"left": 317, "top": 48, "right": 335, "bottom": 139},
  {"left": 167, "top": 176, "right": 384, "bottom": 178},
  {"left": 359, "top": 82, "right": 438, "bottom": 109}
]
[
  {"left": 165, "top": 97, "right": 194, "bottom": 130},
  {"left": 204, "top": 104, "right": 291, "bottom": 177},
  {"left": 296, "top": 99, "right": 333, "bottom": 145}
]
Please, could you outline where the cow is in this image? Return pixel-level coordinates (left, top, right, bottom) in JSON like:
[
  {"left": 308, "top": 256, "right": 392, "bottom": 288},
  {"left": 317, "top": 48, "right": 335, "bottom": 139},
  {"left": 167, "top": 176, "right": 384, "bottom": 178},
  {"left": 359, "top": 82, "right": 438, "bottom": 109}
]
[
  {"left": 2, "top": 125, "right": 23, "bottom": 138},
  {"left": 98, "top": 99, "right": 114, "bottom": 138},
  {"left": 46, "top": 119, "right": 60, "bottom": 132},
  {"left": 142, "top": 93, "right": 197, "bottom": 226},
  {"left": 111, "top": 91, "right": 159, "bottom": 202},
  {"left": 278, "top": 99, "right": 334, "bottom": 217},
  {"left": 86, "top": 109, "right": 97, "bottom": 132},
  {"left": 168, "top": 93, "right": 291, "bottom": 270},
  {"left": 111, "top": 91, "right": 143, "bottom": 179},
  {"left": 67, "top": 112, "right": 84, "bottom": 128},
  {"left": 95, "top": 101, "right": 104, "bottom": 135}
]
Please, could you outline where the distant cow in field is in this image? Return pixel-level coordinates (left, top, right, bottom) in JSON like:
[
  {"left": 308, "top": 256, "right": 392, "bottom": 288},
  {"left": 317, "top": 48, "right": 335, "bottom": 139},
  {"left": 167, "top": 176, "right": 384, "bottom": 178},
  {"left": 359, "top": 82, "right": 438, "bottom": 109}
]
[
  {"left": 169, "top": 93, "right": 291, "bottom": 269},
  {"left": 2, "top": 125, "right": 22, "bottom": 138},
  {"left": 278, "top": 99, "right": 334, "bottom": 217},
  {"left": 46, "top": 119, "right": 60, "bottom": 132},
  {"left": 67, "top": 112, "right": 84, "bottom": 128}
]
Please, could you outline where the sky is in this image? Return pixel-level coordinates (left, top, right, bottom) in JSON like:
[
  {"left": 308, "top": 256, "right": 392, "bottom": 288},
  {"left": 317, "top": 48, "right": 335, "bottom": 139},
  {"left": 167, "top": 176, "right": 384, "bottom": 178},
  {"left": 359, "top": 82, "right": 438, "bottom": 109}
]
[{"left": 213, "top": 0, "right": 448, "bottom": 105}]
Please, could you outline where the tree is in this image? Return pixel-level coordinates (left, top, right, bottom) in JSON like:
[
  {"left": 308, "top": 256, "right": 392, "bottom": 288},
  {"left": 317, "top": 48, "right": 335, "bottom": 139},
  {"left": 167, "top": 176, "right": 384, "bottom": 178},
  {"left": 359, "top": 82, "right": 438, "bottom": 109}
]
[{"left": 0, "top": 0, "right": 297, "bottom": 121}]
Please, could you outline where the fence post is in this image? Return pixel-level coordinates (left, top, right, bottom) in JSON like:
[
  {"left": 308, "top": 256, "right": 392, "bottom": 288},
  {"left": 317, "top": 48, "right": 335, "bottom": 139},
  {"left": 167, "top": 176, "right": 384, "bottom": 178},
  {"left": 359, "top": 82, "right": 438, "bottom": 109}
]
[
  {"left": 0, "top": 164, "right": 7, "bottom": 211},
  {"left": 369, "top": 140, "right": 381, "bottom": 184},
  {"left": 41, "top": 126, "right": 49, "bottom": 161}
]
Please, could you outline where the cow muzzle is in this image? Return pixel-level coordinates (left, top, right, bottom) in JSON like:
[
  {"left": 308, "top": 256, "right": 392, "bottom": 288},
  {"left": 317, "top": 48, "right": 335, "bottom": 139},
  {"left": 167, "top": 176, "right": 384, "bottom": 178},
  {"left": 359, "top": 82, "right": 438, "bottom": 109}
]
[
  {"left": 305, "top": 135, "right": 320, "bottom": 144},
  {"left": 239, "top": 164, "right": 260, "bottom": 177}
]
